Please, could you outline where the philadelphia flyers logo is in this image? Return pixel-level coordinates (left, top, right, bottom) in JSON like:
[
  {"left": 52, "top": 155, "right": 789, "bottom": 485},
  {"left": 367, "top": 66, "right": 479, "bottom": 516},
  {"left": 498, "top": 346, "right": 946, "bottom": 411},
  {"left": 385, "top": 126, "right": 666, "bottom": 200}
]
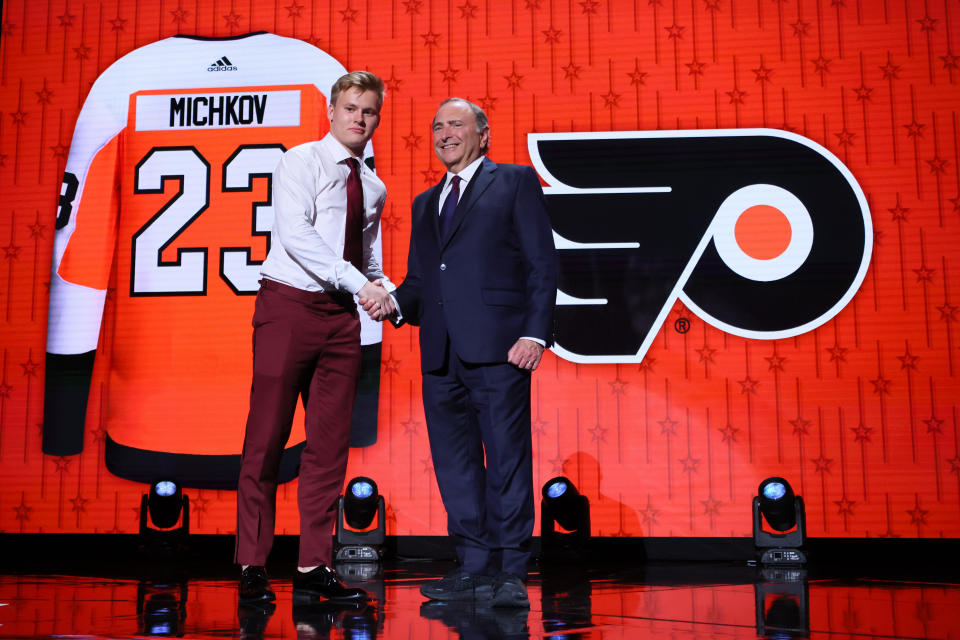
[{"left": 527, "top": 129, "right": 872, "bottom": 363}]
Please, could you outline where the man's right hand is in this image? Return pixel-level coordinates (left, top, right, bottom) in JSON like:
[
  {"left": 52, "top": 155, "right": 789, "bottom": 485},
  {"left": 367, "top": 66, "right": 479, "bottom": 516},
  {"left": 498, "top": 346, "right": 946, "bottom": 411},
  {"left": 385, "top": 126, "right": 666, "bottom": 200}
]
[{"left": 358, "top": 281, "right": 395, "bottom": 321}]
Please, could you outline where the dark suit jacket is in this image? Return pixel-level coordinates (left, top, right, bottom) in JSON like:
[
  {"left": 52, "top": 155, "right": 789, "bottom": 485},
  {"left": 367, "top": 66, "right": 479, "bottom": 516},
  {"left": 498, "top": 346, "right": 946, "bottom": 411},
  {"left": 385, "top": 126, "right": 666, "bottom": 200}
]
[{"left": 395, "top": 157, "right": 557, "bottom": 373}]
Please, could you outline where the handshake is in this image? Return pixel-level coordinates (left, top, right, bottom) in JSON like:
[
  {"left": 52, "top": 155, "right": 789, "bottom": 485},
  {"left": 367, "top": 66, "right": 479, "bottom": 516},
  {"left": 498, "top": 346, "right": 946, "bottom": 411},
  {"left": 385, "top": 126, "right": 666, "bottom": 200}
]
[{"left": 357, "top": 280, "right": 396, "bottom": 322}]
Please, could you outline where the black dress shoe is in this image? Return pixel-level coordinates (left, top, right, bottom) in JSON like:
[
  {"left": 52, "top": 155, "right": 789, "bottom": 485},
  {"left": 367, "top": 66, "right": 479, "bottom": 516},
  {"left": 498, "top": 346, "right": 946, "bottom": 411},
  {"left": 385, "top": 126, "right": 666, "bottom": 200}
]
[
  {"left": 420, "top": 568, "right": 494, "bottom": 601},
  {"left": 490, "top": 573, "right": 529, "bottom": 608},
  {"left": 293, "top": 565, "right": 369, "bottom": 604},
  {"left": 239, "top": 566, "right": 276, "bottom": 605}
]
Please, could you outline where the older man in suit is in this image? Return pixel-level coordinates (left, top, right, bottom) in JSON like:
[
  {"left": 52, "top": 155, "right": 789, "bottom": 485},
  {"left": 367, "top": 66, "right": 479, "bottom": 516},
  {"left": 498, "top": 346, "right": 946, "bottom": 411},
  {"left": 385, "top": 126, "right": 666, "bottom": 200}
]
[{"left": 364, "top": 97, "right": 556, "bottom": 607}]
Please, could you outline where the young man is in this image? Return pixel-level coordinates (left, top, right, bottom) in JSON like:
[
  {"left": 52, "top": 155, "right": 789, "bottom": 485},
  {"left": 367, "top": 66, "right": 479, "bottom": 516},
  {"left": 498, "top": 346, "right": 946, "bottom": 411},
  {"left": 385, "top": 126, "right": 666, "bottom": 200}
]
[{"left": 235, "top": 71, "right": 395, "bottom": 605}]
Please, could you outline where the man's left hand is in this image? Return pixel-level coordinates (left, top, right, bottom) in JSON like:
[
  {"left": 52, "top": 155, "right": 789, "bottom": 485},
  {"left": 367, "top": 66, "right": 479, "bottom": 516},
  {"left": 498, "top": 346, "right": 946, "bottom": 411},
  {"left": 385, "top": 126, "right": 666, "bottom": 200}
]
[{"left": 507, "top": 339, "right": 545, "bottom": 371}]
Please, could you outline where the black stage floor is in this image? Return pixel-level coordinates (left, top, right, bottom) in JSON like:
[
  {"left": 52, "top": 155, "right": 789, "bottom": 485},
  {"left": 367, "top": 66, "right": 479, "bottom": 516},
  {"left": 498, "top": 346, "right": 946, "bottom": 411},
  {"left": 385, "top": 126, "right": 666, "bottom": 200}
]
[{"left": 1, "top": 538, "right": 958, "bottom": 639}]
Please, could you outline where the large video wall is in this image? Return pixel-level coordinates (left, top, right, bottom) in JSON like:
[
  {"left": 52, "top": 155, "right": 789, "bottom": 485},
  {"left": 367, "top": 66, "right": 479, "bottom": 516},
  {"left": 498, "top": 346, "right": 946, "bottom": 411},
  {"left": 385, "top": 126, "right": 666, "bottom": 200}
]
[{"left": 1, "top": 0, "right": 958, "bottom": 538}]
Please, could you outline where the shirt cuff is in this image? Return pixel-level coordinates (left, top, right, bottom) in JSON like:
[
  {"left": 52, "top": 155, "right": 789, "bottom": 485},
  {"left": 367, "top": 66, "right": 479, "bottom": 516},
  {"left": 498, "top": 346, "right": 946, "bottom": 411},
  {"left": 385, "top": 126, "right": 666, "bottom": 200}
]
[
  {"left": 520, "top": 336, "right": 545, "bottom": 347},
  {"left": 341, "top": 268, "right": 369, "bottom": 296},
  {"left": 390, "top": 292, "right": 403, "bottom": 324}
]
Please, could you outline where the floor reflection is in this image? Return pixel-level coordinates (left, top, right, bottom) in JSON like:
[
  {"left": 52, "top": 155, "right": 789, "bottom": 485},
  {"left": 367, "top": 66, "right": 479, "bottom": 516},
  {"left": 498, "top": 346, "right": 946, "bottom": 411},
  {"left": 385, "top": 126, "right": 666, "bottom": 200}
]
[
  {"left": 138, "top": 578, "right": 190, "bottom": 637},
  {"left": 0, "top": 560, "right": 957, "bottom": 639},
  {"left": 419, "top": 601, "right": 529, "bottom": 640}
]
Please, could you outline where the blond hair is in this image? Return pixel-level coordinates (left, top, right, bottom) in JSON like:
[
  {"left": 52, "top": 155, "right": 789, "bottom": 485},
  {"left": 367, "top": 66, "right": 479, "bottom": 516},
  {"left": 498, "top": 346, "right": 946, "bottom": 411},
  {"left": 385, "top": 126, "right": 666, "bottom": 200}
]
[{"left": 330, "top": 71, "right": 385, "bottom": 107}]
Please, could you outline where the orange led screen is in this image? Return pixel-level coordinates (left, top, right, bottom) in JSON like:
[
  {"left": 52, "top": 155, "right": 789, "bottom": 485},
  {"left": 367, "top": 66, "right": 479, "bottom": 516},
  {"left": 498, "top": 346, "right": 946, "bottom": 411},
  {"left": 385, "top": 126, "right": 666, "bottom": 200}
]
[{"left": 1, "top": 0, "right": 958, "bottom": 539}]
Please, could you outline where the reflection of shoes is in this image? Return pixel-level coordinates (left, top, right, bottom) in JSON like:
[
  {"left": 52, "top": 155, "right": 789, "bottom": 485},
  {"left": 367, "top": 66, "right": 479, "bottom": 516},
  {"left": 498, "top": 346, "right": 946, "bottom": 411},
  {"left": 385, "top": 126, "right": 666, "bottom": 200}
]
[
  {"left": 292, "top": 601, "right": 338, "bottom": 636},
  {"left": 339, "top": 602, "right": 379, "bottom": 637},
  {"left": 293, "top": 565, "right": 369, "bottom": 604},
  {"left": 420, "top": 600, "right": 529, "bottom": 638},
  {"left": 420, "top": 568, "right": 494, "bottom": 601},
  {"left": 239, "top": 566, "right": 276, "bottom": 604},
  {"left": 420, "top": 600, "right": 480, "bottom": 632},
  {"left": 237, "top": 600, "right": 275, "bottom": 639},
  {"left": 293, "top": 601, "right": 373, "bottom": 638},
  {"left": 420, "top": 599, "right": 469, "bottom": 621},
  {"left": 480, "top": 606, "right": 530, "bottom": 636},
  {"left": 490, "top": 573, "right": 530, "bottom": 608}
]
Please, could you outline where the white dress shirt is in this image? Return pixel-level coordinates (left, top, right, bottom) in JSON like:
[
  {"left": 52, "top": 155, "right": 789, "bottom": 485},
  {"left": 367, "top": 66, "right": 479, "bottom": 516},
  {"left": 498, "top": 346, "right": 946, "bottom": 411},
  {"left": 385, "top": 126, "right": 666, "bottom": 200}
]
[{"left": 260, "top": 133, "right": 391, "bottom": 294}]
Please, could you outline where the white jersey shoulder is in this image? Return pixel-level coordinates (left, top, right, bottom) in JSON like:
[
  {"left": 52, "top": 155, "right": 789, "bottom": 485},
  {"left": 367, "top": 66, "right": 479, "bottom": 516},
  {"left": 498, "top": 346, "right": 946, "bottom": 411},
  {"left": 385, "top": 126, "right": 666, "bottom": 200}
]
[{"left": 48, "top": 33, "right": 349, "bottom": 355}]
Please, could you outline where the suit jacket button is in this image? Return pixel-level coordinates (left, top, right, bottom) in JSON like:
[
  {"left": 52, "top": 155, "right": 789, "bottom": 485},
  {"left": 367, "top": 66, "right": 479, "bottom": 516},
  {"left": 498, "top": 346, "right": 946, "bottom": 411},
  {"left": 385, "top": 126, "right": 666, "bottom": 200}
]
[{"left": 440, "top": 263, "right": 446, "bottom": 271}]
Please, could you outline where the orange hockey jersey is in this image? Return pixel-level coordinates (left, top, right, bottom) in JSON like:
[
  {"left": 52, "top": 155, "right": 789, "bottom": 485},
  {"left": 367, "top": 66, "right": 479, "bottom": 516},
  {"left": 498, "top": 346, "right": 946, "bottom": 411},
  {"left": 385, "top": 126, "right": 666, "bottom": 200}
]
[{"left": 44, "top": 33, "right": 384, "bottom": 488}]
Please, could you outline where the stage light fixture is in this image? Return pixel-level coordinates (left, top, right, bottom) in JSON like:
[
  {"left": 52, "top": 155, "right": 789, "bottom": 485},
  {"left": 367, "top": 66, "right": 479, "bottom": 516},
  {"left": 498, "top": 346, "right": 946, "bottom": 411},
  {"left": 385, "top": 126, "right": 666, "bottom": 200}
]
[
  {"left": 540, "top": 476, "right": 590, "bottom": 561},
  {"left": 139, "top": 479, "right": 190, "bottom": 542},
  {"left": 335, "top": 476, "right": 385, "bottom": 563},
  {"left": 753, "top": 477, "right": 806, "bottom": 565},
  {"left": 344, "top": 477, "right": 379, "bottom": 529}
]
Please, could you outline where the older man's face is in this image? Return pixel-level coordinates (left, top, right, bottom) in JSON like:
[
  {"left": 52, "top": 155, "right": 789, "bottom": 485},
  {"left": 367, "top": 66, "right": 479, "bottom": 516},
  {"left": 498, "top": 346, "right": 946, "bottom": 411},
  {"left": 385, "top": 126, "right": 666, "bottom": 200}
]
[{"left": 432, "top": 101, "right": 489, "bottom": 173}]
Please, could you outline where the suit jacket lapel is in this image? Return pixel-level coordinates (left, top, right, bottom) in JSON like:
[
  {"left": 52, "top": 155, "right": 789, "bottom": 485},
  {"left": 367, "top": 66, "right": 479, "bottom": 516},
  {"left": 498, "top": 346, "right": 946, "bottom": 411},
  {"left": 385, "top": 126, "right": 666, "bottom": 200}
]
[
  {"left": 441, "top": 157, "right": 496, "bottom": 250},
  {"left": 418, "top": 179, "right": 445, "bottom": 247}
]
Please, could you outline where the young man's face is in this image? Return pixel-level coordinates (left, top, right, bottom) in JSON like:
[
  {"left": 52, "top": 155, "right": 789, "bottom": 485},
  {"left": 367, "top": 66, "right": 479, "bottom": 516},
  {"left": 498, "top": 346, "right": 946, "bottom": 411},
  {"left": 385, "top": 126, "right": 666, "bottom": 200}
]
[{"left": 328, "top": 87, "right": 382, "bottom": 156}]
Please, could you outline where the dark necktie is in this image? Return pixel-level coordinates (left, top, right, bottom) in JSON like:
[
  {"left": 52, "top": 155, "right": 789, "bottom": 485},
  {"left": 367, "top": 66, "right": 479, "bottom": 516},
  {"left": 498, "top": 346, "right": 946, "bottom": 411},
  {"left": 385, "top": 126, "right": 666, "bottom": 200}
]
[
  {"left": 344, "top": 158, "right": 364, "bottom": 271},
  {"left": 439, "top": 175, "right": 461, "bottom": 238}
]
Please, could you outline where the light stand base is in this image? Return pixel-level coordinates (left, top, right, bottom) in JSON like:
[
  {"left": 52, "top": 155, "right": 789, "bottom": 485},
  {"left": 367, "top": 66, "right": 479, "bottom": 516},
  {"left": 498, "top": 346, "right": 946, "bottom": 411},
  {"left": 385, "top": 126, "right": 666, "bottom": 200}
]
[
  {"left": 759, "top": 548, "right": 807, "bottom": 565},
  {"left": 335, "top": 544, "right": 382, "bottom": 562}
]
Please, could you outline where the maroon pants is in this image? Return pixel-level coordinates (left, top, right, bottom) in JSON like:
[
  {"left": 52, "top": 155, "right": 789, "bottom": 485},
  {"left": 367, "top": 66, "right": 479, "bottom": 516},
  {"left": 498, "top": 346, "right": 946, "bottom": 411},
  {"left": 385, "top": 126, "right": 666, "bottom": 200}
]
[{"left": 234, "top": 279, "right": 361, "bottom": 567}]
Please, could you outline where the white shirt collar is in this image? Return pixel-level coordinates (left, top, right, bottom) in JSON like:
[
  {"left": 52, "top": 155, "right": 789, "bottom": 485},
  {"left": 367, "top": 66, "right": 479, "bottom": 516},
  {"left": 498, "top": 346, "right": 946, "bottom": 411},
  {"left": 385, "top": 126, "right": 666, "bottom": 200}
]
[
  {"left": 322, "top": 132, "right": 363, "bottom": 168},
  {"left": 445, "top": 155, "right": 485, "bottom": 188}
]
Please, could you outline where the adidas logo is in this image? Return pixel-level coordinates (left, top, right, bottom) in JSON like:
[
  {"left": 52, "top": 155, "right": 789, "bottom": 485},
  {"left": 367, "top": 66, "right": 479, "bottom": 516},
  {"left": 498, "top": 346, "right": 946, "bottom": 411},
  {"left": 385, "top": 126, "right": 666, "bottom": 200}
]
[{"left": 207, "top": 56, "right": 237, "bottom": 72}]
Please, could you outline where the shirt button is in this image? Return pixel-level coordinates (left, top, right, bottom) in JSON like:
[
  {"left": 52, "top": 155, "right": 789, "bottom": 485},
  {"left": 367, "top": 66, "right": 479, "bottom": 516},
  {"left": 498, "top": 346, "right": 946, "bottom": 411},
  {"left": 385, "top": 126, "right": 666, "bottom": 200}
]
[{"left": 440, "top": 263, "right": 446, "bottom": 271}]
